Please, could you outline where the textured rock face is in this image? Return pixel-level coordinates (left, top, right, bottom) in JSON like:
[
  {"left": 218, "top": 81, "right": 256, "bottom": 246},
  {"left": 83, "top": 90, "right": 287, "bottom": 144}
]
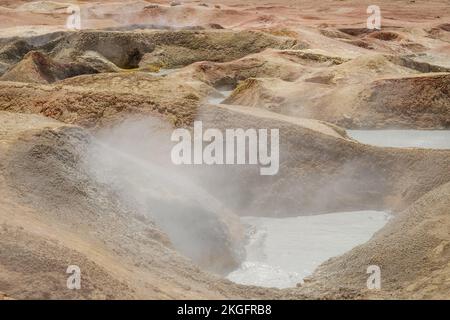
[
  {"left": 174, "top": 49, "right": 347, "bottom": 87},
  {"left": 0, "top": 70, "right": 449, "bottom": 217},
  {"left": 0, "top": 72, "right": 211, "bottom": 128},
  {"left": 0, "top": 51, "right": 98, "bottom": 83},
  {"left": 360, "top": 73, "right": 450, "bottom": 128}
]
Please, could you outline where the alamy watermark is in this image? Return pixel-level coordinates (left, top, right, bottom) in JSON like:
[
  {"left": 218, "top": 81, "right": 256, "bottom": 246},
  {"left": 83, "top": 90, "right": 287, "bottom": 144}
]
[
  {"left": 66, "top": 265, "right": 81, "bottom": 290},
  {"left": 66, "top": 5, "right": 81, "bottom": 30},
  {"left": 366, "top": 265, "right": 381, "bottom": 290},
  {"left": 367, "top": 5, "right": 381, "bottom": 30},
  {"left": 171, "top": 121, "right": 279, "bottom": 175}
]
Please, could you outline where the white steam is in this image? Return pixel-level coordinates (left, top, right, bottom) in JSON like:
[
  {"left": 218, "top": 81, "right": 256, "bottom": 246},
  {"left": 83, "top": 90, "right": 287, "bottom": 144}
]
[{"left": 82, "top": 116, "right": 244, "bottom": 274}]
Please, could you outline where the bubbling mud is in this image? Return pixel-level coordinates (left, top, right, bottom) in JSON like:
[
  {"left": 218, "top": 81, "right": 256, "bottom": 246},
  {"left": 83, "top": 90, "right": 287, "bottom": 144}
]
[{"left": 227, "top": 211, "right": 390, "bottom": 288}]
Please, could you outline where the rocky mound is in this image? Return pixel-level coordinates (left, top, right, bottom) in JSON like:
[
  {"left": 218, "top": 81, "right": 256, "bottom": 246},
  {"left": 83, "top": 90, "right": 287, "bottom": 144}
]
[
  {"left": 328, "top": 26, "right": 429, "bottom": 55},
  {"left": 74, "top": 50, "right": 122, "bottom": 73},
  {"left": 0, "top": 70, "right": 449, "bottom": 216},
  {"left": 0, "top": 39, "right": 34, "bottom": 75},
  {"left": 174, "top": 49, "right": 347, "bottom": 87},
  {"left": 0, "top": 0, "right": 449, "bottom": 300},
  {"left": 224, "top": 54, "right": 450, "bottom": 128},
  {"left": 0, "top": 51, "right": 98, "bottom": 84},
  {"left": 135, "top": 30, "right": 297, "bottom": 69},
  {"left": 358, "top": 73, "right": 450, "bottom": 128},
  {"left": 47, "top": 30, "right": 296, "bottom": 69},
  {"left": 386, "top": 55, "right": 450, "bottom": 73}
]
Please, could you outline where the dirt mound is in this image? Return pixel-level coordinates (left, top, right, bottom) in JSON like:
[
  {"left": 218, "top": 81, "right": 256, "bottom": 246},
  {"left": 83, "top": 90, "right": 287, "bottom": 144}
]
[
  {"left": 0, "top": 0, "right": 449, "bottom": 300},
  {"left": 305, "top": 53, "right": 418, "bottom": 84},
  {"left": 386, "top": 55, "right": 450, "bottom": 73},
  {"left": 136, "top": 30, "right": 297, "bottom": 69},
  {"left": 175, "top": 49, "right": 347, "bottom": 87},
  {"left": 75, "top": 50, "right": 122, "bottom": 73},
  {"left": 0, "top": 51, "right": 98, "bottom": 84},
  {"left": 47, "top": 31, "right": 155, "bottom": 69},
  {"left": 338, "top": 28, "right": 371, "bottom": 37},
  {"left": 289, "top": 181, "right": 450, "bottom": 299},
  {"left": 359, "top": 73, "right": 450, "bottom": 128},
  {"left": 0, "top": 39, "right": 34, "bottom": 74},
  {"left": 334, "top": 25, "right": 430, "bottom": 55},
  {"left": 42, "top": 30, "right": 296, "bottom": 69},
  {"left": 191, "top": 104, "right": 450, "bottom": 217},
  {"left": 427, "top": 25, "right": 450, "bottom": 43},
  {"left": 0, "top": 70, "right": 449, "bottom": 216},
  {"left": 0, "top": 32, "right": 68, "bottom": 74},
  {"left": 224, "top": 54, "right": 450, "bottom": 129},
  {"left": 223, "top": 78, "right": 284, "bottom": 109},
  {"left": 0, "top": 71, "right": 212, "bottom": 127},
  {"left": 103, "top": 23, "right": 225, "bottom": 32},
  {"left": 0, "top": 94, "right": 246, "bottom": 272}
]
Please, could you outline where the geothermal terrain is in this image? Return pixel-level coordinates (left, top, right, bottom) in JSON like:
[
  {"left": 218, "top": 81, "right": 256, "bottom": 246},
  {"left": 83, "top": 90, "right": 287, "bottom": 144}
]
[{"left": 0, "top": 0, "right": 449, "bottom": 300}]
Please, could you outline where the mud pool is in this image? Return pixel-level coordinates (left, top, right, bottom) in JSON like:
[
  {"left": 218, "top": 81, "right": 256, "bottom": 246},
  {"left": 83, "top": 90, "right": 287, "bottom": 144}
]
[
  {"left": 207, "top": 89, "right": 233, "bottom": 105},
  {"left": 227, "top": 211, "right": 390, "bottom": 288},
  {"left": 347, "top": 130, "right": 450, "bottom": 149}
]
